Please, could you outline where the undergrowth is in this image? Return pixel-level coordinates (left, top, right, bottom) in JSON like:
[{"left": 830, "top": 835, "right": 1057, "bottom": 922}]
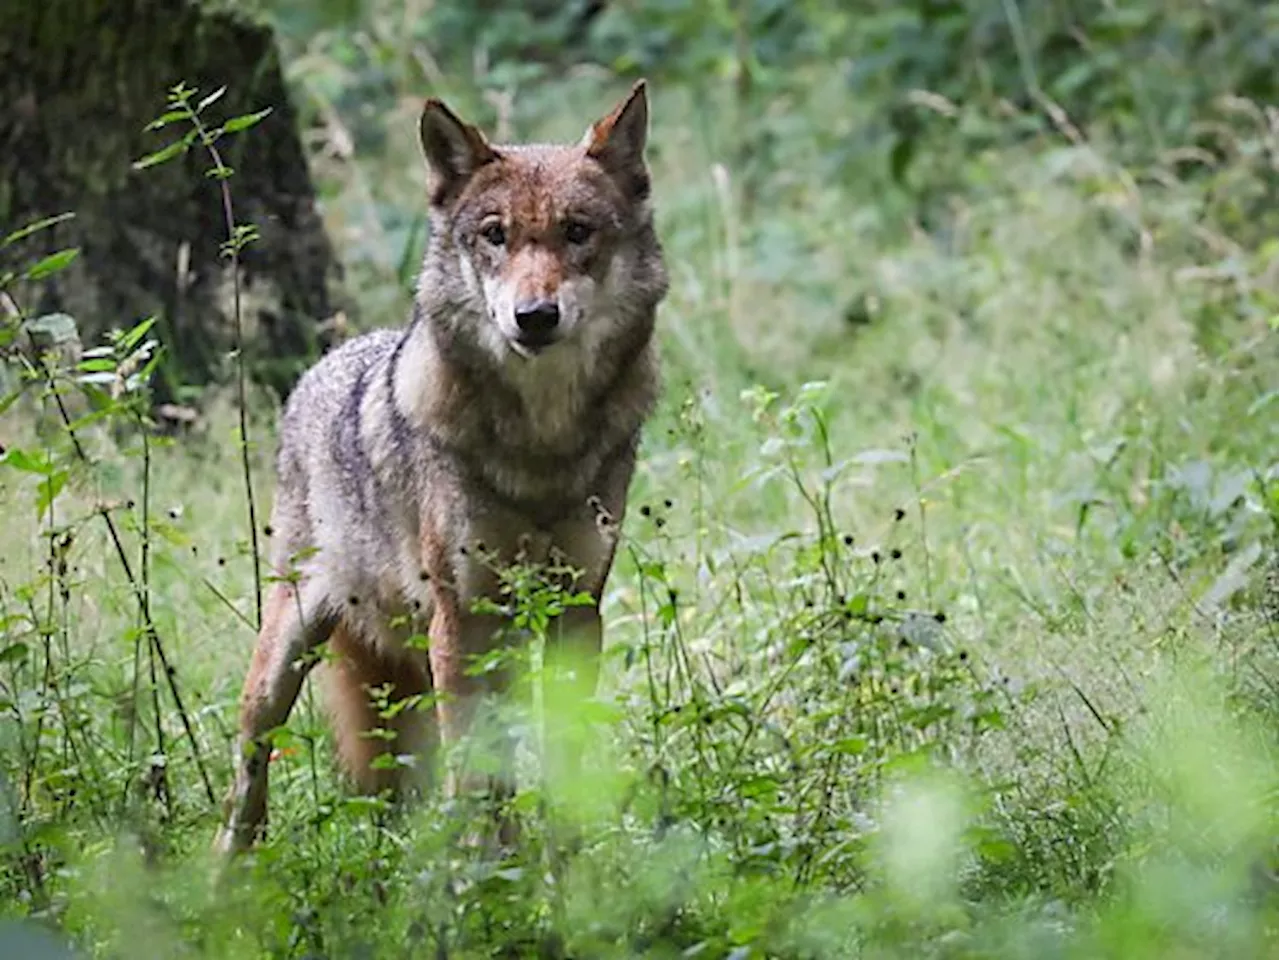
[{"left": 1, "top": 18, "right": 1277, "bottom": 960}]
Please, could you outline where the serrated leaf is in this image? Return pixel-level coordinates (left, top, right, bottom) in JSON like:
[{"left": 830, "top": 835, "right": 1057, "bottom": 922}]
[
  {"left": 23, "top": 248, "right": 79, "bottom": 281},
  {"left": 2, "top": 212, "right": 75, "bottom": 249},
  {"left": 222, "top": 107, "right": 272, "bottom": 134}
]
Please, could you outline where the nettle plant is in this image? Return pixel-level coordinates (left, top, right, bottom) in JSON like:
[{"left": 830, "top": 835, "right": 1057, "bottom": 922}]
[
  {"left": 591, "top": 382, "right": 1011, "bottom": 891},
  {"left": 0, "top": 83, "right": 273, "bottom": 906}
]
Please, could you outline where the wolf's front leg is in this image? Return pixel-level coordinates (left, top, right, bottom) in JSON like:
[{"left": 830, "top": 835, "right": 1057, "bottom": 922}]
[
  {"left": 426, "top": 604, "right": 519, "bottom": 795},
  {"left": 215, "top": 581, "right": 336, "bottom": 856}
]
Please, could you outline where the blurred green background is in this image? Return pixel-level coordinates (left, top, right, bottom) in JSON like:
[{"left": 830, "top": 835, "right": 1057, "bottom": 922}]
[{"left": 0, "top": 1, "right": 1276, "bottom": 957}]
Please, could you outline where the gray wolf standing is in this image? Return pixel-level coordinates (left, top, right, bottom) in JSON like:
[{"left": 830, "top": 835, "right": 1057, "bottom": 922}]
[{"left": 216, "top": 80, "right": 667, "bottom": 854}]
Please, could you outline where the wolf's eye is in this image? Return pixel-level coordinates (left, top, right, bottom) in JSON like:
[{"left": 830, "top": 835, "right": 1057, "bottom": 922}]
[
  {"left": 564, "top": 221, "right": 594, "bottom": 245},
  {"left": 480, "top": 222, "right": 506, "bottom": 247}
]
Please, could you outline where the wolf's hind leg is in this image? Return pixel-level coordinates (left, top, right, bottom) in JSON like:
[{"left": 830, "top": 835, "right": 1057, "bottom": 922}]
[
  {"left": 215, "top": 580, "right": 336, "bottom": 856},
  {"left": 325, "top": 623, "right": 436, "bottom": 798}
]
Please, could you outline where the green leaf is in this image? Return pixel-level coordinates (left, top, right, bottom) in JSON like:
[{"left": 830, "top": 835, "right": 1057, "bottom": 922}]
[
  {"left": 119, "top": 315, "right": 157, "bottom": 351},
  {"left": 833, "top": 736, "right": 869, "bottom": 756},
  {"left": 0, "top": 642, "right": 29, "bottom": 664},
  {"left": 37, "top": 470, "right": 68, "bottom": 519},
  {"left": 2, "top": 213, "right": 75, "bottom": 249},
  {"left": 221, "top": 107, "right": 272, "bottom": 135},
  {"left": 0, "top": 387, "right": 24, "bottom": 418},
  {"left": 890, "top": 135, "right": 916, "bottom": 183},
  {"left": 145, "top": 109, "right": 188, "bottom": 131},
  {"left": 132, "top": 347, "right": 165, "bottom": 387},
  {"left": 2, "top": 447, "right": 52, "bottom": 475},
  {"left": 64, "top": 407, "right": 114, "bottom": 432},
  {"left": 77, "top": 357, "right": 117, "bottom": 373},
  {"left": 23, "top": 248, "right": 79, "bottom": 281},
  {"left": 133, "top": 134, "right": 194, "bottom": 171},
  {"left": 167, "top": 81, "right": 196, "bottom": 104}
]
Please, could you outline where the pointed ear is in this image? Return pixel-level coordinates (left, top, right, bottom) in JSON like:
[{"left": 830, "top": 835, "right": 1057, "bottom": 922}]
[
  {"left": 582, "top": 80, "right": 651, "bottom": 200},
  {"left": 419, "top": 98, "right": 498, "bottom": 206}
]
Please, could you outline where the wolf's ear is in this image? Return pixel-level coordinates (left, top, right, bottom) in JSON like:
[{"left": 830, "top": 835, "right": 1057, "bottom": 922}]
[
  {"left": 583, "top": 79, "right": 651, "bottom": 200},
  {"left": 419, "top": 98, "right": 498, "bottom": 205}
]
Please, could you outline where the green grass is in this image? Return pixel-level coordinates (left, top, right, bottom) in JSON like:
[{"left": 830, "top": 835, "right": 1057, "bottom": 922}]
[{"left": 1, "top": 55, "right": 1277, "bottom": 959}]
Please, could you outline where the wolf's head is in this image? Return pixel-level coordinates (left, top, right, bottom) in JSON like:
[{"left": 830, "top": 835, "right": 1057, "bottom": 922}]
[{"left": 416, "top": 82, "right": 667, "bottom": 365}]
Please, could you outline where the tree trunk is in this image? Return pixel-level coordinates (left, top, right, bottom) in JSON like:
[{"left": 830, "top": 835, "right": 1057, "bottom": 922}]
[{"left": 0, "top": 0, "right": 343, "bottom": 404}]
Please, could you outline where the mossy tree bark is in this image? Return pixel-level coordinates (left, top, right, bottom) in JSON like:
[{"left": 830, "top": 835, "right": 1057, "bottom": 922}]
[{"left": 0, "top": 0, "right": 342, "bottom": 404}]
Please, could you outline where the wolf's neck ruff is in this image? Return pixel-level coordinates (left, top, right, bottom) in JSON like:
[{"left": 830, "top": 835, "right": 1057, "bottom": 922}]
[{"left": 389, "top": 285, "right": 658, "bottom": 525}]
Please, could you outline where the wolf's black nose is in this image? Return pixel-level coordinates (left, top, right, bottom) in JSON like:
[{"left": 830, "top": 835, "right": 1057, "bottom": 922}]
[{"left": 513, "top": 299, "right": 560, "bottom": 339}]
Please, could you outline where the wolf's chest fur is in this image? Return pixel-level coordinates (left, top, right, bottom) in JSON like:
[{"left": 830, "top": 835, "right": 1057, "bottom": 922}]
[{"left": 282, "top": 311, "right": 652, "bottom": 641}]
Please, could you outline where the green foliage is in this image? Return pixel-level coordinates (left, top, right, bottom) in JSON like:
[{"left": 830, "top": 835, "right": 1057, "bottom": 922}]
[{"left": 1, "top": 3, "right": 1277, "bottom": 957}]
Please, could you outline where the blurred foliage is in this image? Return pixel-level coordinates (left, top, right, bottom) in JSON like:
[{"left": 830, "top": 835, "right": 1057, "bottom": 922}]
[{"left": 238, "top": 0, "right": 1276, "bottom": 234}]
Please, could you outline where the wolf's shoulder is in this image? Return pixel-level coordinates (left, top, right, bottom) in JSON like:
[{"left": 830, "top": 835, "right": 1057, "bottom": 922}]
[{"left": 283, "top": 329, "right": 403, "bottom": 416}]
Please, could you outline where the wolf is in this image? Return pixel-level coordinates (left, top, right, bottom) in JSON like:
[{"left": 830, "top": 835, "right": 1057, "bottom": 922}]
[{"left": 215, "top": 80, "right": 667, "bottom": 854}]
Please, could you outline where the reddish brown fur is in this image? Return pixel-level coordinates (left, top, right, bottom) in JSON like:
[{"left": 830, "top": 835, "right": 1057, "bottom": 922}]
[
  {"left": 325, "top": 622, "right": 435, "bottom": 794},
  {"left": 455, "top": 151, "right": 633, "bottom": 299}
]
